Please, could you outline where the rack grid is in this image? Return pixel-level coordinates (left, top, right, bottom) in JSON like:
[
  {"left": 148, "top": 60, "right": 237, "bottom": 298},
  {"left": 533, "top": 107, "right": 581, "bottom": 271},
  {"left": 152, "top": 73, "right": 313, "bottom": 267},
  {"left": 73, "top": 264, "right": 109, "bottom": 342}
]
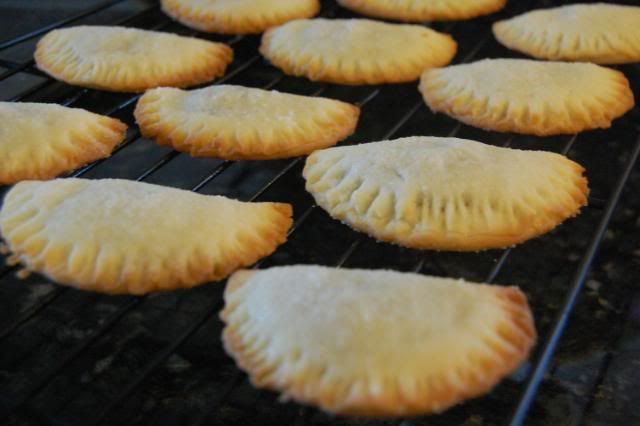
[{"left": 0, "top": 1, "right": 639, "bottom": 425}]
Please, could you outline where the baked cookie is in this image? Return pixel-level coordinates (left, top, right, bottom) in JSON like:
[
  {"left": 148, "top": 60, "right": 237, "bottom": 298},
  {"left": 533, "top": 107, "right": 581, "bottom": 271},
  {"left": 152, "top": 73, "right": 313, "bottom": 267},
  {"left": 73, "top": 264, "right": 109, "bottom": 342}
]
[
  {"left": 337, "top": 0, "right": 507, "bottom": 22},
  {"left": 493, "top": 4, "right": 640, "bottom": 64},
  {"left": 35, "top": 26, "right": 233, "bottom": 92},
  {"left": 0, "top": 102, "right": 126, "bottom": 185},
  {"left": 260, "top": 18, "right": 457, "bottom": 85},
  {"left": 304, "top": 136, "right": 588, "bottom": 251},
  {"left": 0, "top": 179, "right": 292, "bottom": 294},
  {"left": 419, "top": 59, "right": 634, "bottom": 136},
  {"left": 134, "top": 85, "right": 360, "bottom": 160},
  {"left": 161, "top": 0, "right": 320, "bottom": 34},
  {"left": 221, "top": 265, "right": 536, "bottom": 416}
]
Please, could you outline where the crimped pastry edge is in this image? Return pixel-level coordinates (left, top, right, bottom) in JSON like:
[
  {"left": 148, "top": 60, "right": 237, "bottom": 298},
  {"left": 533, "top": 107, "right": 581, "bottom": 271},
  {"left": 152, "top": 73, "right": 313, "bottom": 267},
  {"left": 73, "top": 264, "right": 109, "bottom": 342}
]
[
  {"left": 0, "top": 180, "right": 293, "bottom": 294},
  {"left": 133, "top": 87, "right": 361, "bottom": 160},
  {"left": 34, "top": 28, "right": 234, "bottom": 92},
  {"left": 259, "top": 20, "right": 457, "bottom": 85},
  {"left": 303, "top": 142, "right": 589, "bottom": 251},
  {"left": 337, "top": 0, "right": 507, "bottom": 22},
  {"left": 220, "top": 267, "right": 536, "bottom": 416},
  {"left": 419, "top": 64, "right": 635, "bottom": 136},
  {"left": 161, "top": 0, "right": 320, "bottom": 34},
  {"left": 0, "top": 109, "right": 127, "bottom": 184}
]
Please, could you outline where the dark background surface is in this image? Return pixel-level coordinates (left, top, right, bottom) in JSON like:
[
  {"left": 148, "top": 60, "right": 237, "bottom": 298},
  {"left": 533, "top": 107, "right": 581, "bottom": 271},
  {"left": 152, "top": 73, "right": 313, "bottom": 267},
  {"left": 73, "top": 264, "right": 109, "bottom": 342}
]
[{"left": 0, "top": 1, "right": 639, "bottom": 425}]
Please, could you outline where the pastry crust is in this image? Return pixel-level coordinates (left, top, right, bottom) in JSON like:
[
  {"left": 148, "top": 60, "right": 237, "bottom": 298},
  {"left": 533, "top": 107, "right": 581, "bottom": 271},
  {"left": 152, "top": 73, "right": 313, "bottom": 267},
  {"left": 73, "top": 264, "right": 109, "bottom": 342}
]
[
  {"left": 303, "top": 136, "right": 588, "bottom": 251},
  {"left": 337, "top": 0, "right": 507, "bottom": 22},
  {"left": 493, "top": 4, "right": 640, "bottom": 64},
  {"left": 161, "top": 0, "right": 320, "bottom": 34},
  {"left": 35, "top": 26, "right": 233, "bottom": 92},
  {"left": 419, "top": 59, "right": 635, "bottom": 136},
  {"left": 0, "top": 179, "right": 292, "bottom": 294},
  {"left": 260, "top": 18, "right": 457, "bottom": 85},
  {"left": 221, "top": 265, "right": 536, "bottom": 416},
  {"left": 0, "top": 102, "right": 126, "bottom": 184},
  {"left": 134, "top": 85, "right": 360, "bottom": 160}
]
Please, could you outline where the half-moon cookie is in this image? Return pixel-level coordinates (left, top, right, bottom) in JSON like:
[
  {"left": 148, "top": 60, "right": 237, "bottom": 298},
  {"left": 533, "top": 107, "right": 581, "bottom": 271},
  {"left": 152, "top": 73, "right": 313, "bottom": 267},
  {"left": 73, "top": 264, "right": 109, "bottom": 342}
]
[
  {"left": 161, "top": 0, "right": 320, "bottom": 34},
  {"left": 419, "top": 59, "right": 634, "bottom": 136},
  {"left": 260, "top": 18, "right": 457, "bottom": 85},
  {"left": 0, "top": 179, "right": 292, "bottom": 294},
  {"left": 221, "top": 265, "right": 536, "bottom": 416},
  {"left": 0, "top": 102, "right": 126, "bottom": 184},
  {"left": 337, "top": 0, "right": 507, "bottom": 22},
  {"left": 493, "top": 4, "right": 640, "bottom": 64},
  {"left": 303, "top": 136, "right": 588, "bottom": 251},
  {"left": 134, "top": 85, "right": 360, "bottom": 160},
  {"left": 35, "top": 26, "right": 233, "bottom": 92}
]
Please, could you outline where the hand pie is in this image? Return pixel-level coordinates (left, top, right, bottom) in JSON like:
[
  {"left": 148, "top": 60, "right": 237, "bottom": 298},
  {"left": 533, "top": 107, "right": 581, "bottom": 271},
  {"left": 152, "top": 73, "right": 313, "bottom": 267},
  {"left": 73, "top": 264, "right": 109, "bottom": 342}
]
[
  {"left": 493, "top": 4, "right": 640, "bottom": 64},
  {"left": 221, "top": 265, "right": 536, "bottom": 416},
  {"left": 337, "top": 0, "right": 506, "bottom": 22},
  {"left": 260, "top": 18, "right": 457, "bottom": 85},
  {"left": 134, "top": 85, "right": 360, "bottom": 160},
  {"left": 419, "top": 59, "right": 634, "bottom": 136},
  {"left": 35, "top": 26, "right": 233, "bottom": 92},
  {"left": 304, "top": 136, "right": 588, "bottom": 251},
  {"left": 0, "top": 179, "right": 292, "bottom": 294},
  {"left": 0, "top": 102, "right": 126, "bottom": 185},
  {"left": 161, "top": 0, "right": 320, "bottom": 34}
]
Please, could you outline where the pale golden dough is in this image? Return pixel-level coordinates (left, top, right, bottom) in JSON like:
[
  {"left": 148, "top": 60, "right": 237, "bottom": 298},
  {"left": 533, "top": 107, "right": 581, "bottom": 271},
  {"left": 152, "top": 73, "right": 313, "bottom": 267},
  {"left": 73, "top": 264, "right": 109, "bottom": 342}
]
[
  {"left": 161, "top": 0, "right": 320, "bottom": 34},
  {"left": 304, "top": 136, "right": 588, "bottom": 251},
  {"left": 222, "top": 265, "right": 536, "bottom": 416},
  {"left": 35, "top": 26, "right": 233, "bottom": 92},
  {"left": 419, "top": 59, "right": 634, "bottom": 136},
  {"left": 260, "top": 18, "right": 457, "bottom": 85},
  {"left": 493, "top": 4, "right": 640, "bottom": 64},
  {"left": 0, "top": 102, "right": 126, "bottom": 184},
  {"left": 134, "top": 85, "right": 360, "bottom": 160},
  {"left": 337, "top": 0, "right": 506, "bottom": 22},
  {"left": 0, "top": 179, "right": 292, "bottom": 294}
]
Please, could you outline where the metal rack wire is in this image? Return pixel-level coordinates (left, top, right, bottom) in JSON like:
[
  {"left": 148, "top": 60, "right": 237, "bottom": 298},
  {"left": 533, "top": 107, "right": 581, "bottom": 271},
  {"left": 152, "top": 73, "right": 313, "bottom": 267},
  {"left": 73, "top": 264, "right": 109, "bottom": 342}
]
[{"left": 0, "top": 1, "right": 639, "bottom": 425}]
